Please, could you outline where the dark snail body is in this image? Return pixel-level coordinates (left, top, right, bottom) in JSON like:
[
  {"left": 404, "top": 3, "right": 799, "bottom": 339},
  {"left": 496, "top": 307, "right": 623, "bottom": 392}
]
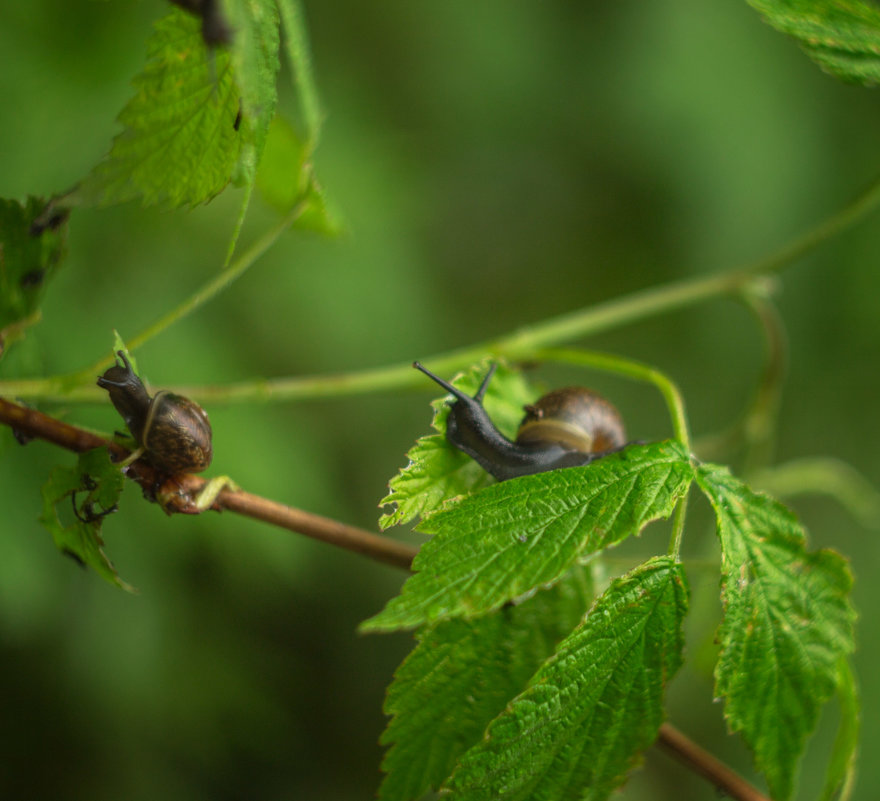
[
  {"left": 414, "top": 362, "right": 625, "bottom": 482},
  {"left": 98, "top": 352, "right": 213, "bottom": 474}
]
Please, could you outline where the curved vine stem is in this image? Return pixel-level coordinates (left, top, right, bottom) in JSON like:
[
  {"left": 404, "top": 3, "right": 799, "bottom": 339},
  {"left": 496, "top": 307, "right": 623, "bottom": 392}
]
[
  {"left": 750, "top": 457, "right": 880, "bottom": 529},
  {"left": 277, "top": 0, "right": 322, "bottom": 148},
  {"left": 738, "top": 293, "right": 787, "bottom": 473},
  {"left": 694, "top": 290, "right": 787, "bottom": 468},
  {"left": 3, "top": 172, "right": 880, "bottom": 403},
  {"left": 532, "top": 347, "right": 691, "bottom": 450},
  {"left": 72, "top": 196, "right": 308, "bottom": 381}
]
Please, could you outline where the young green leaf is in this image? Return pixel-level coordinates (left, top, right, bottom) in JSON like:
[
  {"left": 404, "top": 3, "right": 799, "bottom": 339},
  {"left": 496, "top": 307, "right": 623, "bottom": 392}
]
[
  {"left": 380, "top": 363, "right": 544, "bottom": 530},
  {"left": 747, "top": 0, "right": 880, "bottom": 86},
  {"left": 696, "top": 464, "right": 856, "bottom": 801},
  {"left": 0, "top": 197, "right": 67, "bottom": 358},
  {"left": 378, "top": 564, "right": 594, "bottom": 801},
  {"left": 379, "top": 434, "right": 492, "bottom": 530},
  {"left": 363, "top": 440, "right": 693, "bottom": 632},
  {"left": 74, "top": 8, "right": 243, "bottom": 209},
  {"left": 39, "top": 448, "right": 131, "bottom": 591},
  {"left": 444, "top": 557, "right": 688, "bottom": 801},
  {"left": 109, "top": 330, "right": 139, "bottom": 375}
]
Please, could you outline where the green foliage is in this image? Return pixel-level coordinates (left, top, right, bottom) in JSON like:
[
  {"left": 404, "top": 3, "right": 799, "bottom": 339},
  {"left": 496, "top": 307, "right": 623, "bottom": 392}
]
[
  {"left": 368, "top": 361, "right": 859, "bottom": 798},
  {"left": 39, "top": 448, "right": 130, "bottom": 591},
  {"left": 364, "top": 440, "right": 693, "bottom": 632},
  {"left": 380, "top": 362, "right": 537, "bottom": 529},
  {"left": 444, "top": 557, "right": 688, "bottom": 801},
  {"left": 0, "top": 197, "right": 67, "bottom": 357},
  {"left": 746, "top": 0, "right": 880, "bottom": 85},
  {"left": 378, "top": 563, "right": 594, "bottom": 801},
  {"left": 0, "top": 4, "right": 871, "bottom": 799},
  {"left": 71, "top": 0, "right": 284, "bottom": 209},
  {"left": 74, "top": 9, "right": 243, "bottom": 209},
  {"left": 379, "top": 434, "right": 492, "bottom": 530},
  {"left": 696, "top": 464, "right": 856, "bottom": 800}
]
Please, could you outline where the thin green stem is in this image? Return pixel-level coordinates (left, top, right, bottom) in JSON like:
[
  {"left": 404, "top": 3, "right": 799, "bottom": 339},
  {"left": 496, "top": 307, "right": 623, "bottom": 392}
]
[
  {"left": 694, "top": 292, "right": 787, "bottom": 464},
  {"left": 668, "top": 492, "right": 689, "bottom": 560},
  {"left": 222, "top": 177, "right": 256, "bottom": 276},
  {"left": 483, "top": 171, "right": 880, "bottom": 354},
  {"left": 533, "top": 347, "right": 691, "bottom": 451},
  {"left": 4, "top": 173, "right": 880, "bottom": 403},
  {"left": 738, "top": 293, "right": 786, "bottom": 472},
  {"left": 277, "top": 0, "right": 323, "bottom": 147},
  {"left": 128, "top": 195, "right": 304, "bottom": 355},
  {"left": 750, "top": 457, "right": 880, "bottom": 529},
  {"left": 75, "top": 197, "right": 307, "bottom": 379}
]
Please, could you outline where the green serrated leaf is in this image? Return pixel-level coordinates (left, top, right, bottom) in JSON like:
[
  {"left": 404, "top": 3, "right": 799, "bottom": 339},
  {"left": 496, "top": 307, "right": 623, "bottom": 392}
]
[
  {"left": 0, "top": 197, "right": 67, "bottom": 358},
  {"left": 378, "top": 563, "right": 594, "bottom": 801},
  {"left": 444, "top": 556, "right": 688, "bottom": 801},
  {"left": 39, "top": 448, "right": 132, "bottom": 592},
  {"left": 363, "top": 440, "right": 693, "bottom": 632},
  {"left": 379, "top": 434, "right": 491, "bottom": 530},
  {"left": 747, "top": 0, "right": 880, "bottom": 86},
  {"left": 74, "top": 9, "right": 243, "bottom": 209},
  {"left": 380, "top": 363, "right": 541, "bottom": 530},
  {"left": 696, "top": 463, "right": 856, "bottom": 801}
]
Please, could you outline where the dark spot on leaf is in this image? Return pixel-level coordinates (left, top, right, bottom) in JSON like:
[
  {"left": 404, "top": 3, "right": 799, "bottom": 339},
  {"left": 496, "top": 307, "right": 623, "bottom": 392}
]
[
  {"left": 29, "top": 204, "right": 69, "bottom": 236},
  {"left": 62, "top": 548, "right": 87, "bottom": 569},
  {"left": 20, "top": 269, "right": 45, "bottom": 289}
]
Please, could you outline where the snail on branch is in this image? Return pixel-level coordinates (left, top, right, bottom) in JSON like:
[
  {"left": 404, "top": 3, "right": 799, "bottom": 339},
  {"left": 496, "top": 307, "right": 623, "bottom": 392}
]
[{"left": 97, "top": 351, "right": 212, "bottom": 474}]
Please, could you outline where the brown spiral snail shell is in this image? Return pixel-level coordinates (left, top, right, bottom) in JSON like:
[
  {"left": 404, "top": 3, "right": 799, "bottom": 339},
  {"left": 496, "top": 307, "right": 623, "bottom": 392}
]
[{"left": 97, "top": 351, "right": 213, "bottom": 475}]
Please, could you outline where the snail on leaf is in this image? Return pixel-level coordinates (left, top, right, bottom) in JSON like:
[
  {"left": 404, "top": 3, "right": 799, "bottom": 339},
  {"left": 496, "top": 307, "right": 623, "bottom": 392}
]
[{"left": 414, "top": 361, "right": 626, "bottom": 481}]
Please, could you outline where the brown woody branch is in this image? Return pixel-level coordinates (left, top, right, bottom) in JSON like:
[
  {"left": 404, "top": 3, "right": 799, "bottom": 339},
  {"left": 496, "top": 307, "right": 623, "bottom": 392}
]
[
  {"left": 0, "top": 397, "right": 415, "bottom": 570},
  {"left": 657, "top": 723, "right": 769, "bottom": 801},
  {"left": 0, "top": 397, "right": 767, "bottom": 801}
]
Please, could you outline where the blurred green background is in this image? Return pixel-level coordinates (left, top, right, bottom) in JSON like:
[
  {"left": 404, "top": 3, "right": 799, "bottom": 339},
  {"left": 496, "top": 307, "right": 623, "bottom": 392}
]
[{"left": 1, "top": 1, "right": 878, "bottom": 798}]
